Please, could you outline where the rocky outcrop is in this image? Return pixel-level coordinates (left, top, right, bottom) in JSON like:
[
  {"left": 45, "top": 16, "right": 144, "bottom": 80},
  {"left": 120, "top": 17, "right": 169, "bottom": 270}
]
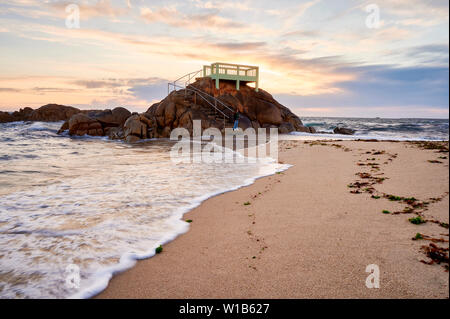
[
  {"left": 0, "top": 111, "right": 14, "bottom": 123},
  {"left": 28, "top": 104, "right": 81, "bottom": 122},
  {"left": 8, "top": 78, "right": 314, "bottom": 142},
  {"left": 68, "top": 113, "right": 103, "bottom": 136},
  {"left": 123, "top": 113, "right": 156, "bottom": 143},
  {"left": 56, "top": 107, "right": 132, "bottom": 137},
  {"left": 0, "top": 104, "right": 82, "bottom": 123},
  {"left": 0, "top": 107, "right": 34, "bottom": 123},
  {"left": 334, "top": 127, "right": 355, "bottom": 135},
  {"left": 144, "top": 77, "right": 314, "bottom": 138},
  {"left": 84, "top": 107, "right": 131, "bottom": 128}
]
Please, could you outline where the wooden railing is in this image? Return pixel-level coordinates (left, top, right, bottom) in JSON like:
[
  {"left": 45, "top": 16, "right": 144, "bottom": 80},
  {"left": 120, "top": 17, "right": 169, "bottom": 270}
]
[{"left": 203, "top": 62, "right": 259, "bottom": 91}]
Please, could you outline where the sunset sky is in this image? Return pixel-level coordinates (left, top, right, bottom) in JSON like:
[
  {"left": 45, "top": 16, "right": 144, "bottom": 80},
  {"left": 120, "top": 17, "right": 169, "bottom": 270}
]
[{"left": 0, "top": 0, "right": 448, "bottom": 118}]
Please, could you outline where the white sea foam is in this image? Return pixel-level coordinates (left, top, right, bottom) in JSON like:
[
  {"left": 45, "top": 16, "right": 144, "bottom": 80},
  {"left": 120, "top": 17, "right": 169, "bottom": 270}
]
[
  {"left": 0, "top": 122, "right": 288, "bottom": 299},
  {"left": 288, "top": 131, "right": 449, "bottom": 141}
]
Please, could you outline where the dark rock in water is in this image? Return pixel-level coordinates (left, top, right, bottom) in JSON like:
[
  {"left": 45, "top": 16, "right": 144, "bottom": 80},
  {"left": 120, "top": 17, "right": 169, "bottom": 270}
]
[
  {"left": 68, "top": 113, "right": 103, "bottom": 136},
  {"left": 86, "top": 107, "right": 131, "bottom": 127},
  {"left": 278, "top": 122, "right": 295, "bottom": 134},
  {"left": 0, "top": 111, "right": 14, "bottom": 123},
  {"left": 0, "top": 107, "right": 33, "bottom": 123},
  {"left": 295, "top": 125, "right": 316, "bottom": 134},
  {"left": 57, "top": 107, "right": 131, "bottom": 137},
  {"left": 334, "top": 127, "right": 355, "bottom": 135},
  {"left": 1, "top": 104, "right": 80, "bottom": 123},
  {"left": 123, "top": 113, "right": 157, "bottom": 143},
  {"left": 57, "top": 121, "right": 69, "bottom": 134},
  {"left": 28, "top": 104, "right": 80, "bottom": 122},
  {"left": 105, "top": 127, "right": 125, "bottom": 140}
]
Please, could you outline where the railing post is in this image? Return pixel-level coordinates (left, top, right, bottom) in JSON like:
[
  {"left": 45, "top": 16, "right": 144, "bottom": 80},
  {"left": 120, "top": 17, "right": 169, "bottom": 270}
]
[
  {"left": 255, "top": 67, "right": 259, "bottom": 92},
  {"left": 215, "top": 63, "right": 220, "bottom": 90}
]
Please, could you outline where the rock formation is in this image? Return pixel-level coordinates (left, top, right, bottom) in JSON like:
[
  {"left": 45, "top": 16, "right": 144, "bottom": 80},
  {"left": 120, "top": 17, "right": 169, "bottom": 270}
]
[
  {"left": 1, "top": 78, "right": 320, "bottom": 142},
  {"left": 58, "top": 107, "right": 132, "bottom": 138},
  {"left": 0, "top": 104, "right": 81, "bottom": 123},
  {"left": 123, "top": 113, "right": 156, "bottom": 143},
  {"left": 144, "top": 77, "right": 315, "bottom": 138},
  {"left": 333, "top": 127, "right": 356, "bottom": 135}
]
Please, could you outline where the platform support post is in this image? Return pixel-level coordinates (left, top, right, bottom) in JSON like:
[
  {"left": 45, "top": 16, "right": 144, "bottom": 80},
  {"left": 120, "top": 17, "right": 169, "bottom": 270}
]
[{"left": 255, "top": 67, "right": 259, "bottom": 92}]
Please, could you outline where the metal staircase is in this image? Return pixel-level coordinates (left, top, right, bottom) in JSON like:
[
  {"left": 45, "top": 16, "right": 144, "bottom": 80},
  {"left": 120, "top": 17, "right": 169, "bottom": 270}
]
[{"left": 167, "top": 70, "right": 236, "bottom": 128}]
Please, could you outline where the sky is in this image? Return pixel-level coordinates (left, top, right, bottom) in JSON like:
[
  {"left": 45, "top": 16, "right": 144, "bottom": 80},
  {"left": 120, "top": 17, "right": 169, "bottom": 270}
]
[{"left": 0, "top": 0, "right": 448, "bottom": 118}]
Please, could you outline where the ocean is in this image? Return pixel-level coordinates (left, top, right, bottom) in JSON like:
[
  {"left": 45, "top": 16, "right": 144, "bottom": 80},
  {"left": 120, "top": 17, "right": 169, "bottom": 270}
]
[
  {"left": 300, "top": 117, "right": 449, "bottom": 141},
  {"left": 0, "top": 117, "right": 448, "bottom": 298}
]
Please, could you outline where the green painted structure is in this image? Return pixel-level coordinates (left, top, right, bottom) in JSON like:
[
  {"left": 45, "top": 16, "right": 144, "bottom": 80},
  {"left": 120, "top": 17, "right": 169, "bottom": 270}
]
[{"left": 203, "top": 62, "right": 259, "bottom": 92}]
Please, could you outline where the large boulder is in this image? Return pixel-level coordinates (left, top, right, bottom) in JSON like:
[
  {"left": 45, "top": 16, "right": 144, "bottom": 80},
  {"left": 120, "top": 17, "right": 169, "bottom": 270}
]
[
  {"left": 0, "top": 107, "right": 34, "bottom": 123},
  {"left": 28, "top": 104, "right": 81, "bottom": 122},
  {"left": 85, "top": 107, "right": 131, "bottom": 127},
  {"left": 334, "top": 127, "right": 355, "bottom": 135},
  {"left": 123, "top": 113, "right": 157, "bottom": 142},
  {"left": 278, "top": 122, "right": 295, "bottom": 134},
  {"left": 238, "top": 114, "right": 252, "bottom": 130},
  {"left": 68, "top": 113, "right": 103, "bottom": 136},
  {"left": 0, "top": 111, "right": 14, "bottom": 123},
  {"left": 1, "top": 104, "right": 81, "bottom": 123}
]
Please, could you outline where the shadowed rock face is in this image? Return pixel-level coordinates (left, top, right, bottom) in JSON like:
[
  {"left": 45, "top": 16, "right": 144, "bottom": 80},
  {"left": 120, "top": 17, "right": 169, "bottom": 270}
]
[
  {"left": 59, "top": 107, "right": 132, "bottom": 137},
  {"left": 68, "top": 113, "right": 104, "bottom": 136},
  {"left": 145, "top": 77, "right": 315, "bottom": 138},
  {"left": 334, "top": 127, "right": 356, "bottom": 135}
]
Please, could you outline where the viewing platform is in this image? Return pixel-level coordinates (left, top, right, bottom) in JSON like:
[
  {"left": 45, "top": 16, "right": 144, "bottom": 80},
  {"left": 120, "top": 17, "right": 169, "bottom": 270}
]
[{"left": 203, "top": 62, "right": 259, "bottom": 92}]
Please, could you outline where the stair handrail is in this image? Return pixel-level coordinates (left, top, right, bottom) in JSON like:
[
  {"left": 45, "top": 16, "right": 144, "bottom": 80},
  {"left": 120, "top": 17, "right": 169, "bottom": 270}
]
[
  {"left": 168, "top": 69, "right": 202, "bottom": 95},
  {"left": 169, "top": 70, "right": 235, "bottom": 114},
  {"left": 186, "top": 84, "right": 234, "bottom": 114},
  {"left": 168, "top": 83, "right": 230, "bottom": 119}
]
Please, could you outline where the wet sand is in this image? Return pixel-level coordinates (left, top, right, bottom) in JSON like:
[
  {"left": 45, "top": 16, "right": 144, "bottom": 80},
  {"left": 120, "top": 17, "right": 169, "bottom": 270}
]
[{"left": 97, "top": 140, "right": 449, "bottom": 298}]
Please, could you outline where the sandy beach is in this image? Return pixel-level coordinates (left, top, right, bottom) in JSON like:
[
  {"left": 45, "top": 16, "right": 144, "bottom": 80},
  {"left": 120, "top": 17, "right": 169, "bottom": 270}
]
[{"left": 97, "top": 139, "right": 449, "bottom": 299}]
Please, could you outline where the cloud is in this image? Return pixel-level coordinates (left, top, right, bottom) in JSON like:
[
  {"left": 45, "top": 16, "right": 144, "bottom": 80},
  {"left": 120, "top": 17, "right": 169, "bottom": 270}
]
[
  {"left": 72, "top": 80, "right": 125, "bottom": 89},
  {"left": 127, "top": 78, "right": 169, "bottom": 101},
  {"left": 214, "top": 42, "right": 267, "bottom": 50},
  {"left": 0, "top": 88, "right": 20, "bottom": 92},
  {"left": 282, "top": 30, "right": 320, "bottom": 38},
  {"left": 275, "top": 64, "right": 449, "bottom": 118},
  {"left": 140, "top": 6, "right": 245, "bottom": 30},
  {"left": 189, "top": 0, "right": 252, "bottom": 11},
  {"left": 0, "top": 0, "right": 130, "bottom": 21},
  {"left": 71, "top": 77, "right": 169, "bottom": 101},
  {"left": 404, "top": 44, "right": 449, "bottom": 65},
  {"left": 378, "top": 0, "right": 449, "bottom": 27}
]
